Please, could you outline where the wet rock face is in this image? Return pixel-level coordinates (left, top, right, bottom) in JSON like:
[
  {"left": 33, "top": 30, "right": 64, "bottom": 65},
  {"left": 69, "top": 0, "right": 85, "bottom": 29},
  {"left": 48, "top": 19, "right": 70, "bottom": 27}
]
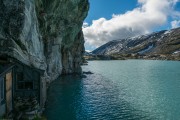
[
  {"left": 35, "top": 0, "right": 89, "bottom": 78},
  {"left": 0, "top": 0, "right": 46, "bottom": 70},
  {"left": 0, "top": 0, "right": 89, "bottom": 81}
]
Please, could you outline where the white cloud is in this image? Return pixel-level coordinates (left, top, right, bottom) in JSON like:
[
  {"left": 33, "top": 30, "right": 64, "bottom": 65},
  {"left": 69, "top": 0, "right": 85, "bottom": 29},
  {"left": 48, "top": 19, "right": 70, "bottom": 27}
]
[
  {"left": 83, "top": 0, "right": 180, "bottom": 48},
  {"left": 85, "top": 50, "right": 91, "bottom": 52},
  {"left": 171, "top": 20, "right": 180, "bottom": 28},
  {"left": 82, "top": 22, "right": 89, "bottom": 28}
]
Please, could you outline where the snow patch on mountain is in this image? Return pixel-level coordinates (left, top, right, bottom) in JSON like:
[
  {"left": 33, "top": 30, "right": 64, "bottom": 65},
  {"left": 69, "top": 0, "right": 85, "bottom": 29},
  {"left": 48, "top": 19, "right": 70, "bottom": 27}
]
[{"left": 138, "top": 45, "right": 154, "bottom": 54}]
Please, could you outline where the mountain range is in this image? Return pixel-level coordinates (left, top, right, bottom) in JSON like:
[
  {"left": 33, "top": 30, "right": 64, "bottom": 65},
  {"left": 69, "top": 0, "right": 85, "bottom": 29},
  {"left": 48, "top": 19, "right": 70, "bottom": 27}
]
[{"left": 85, "top": 27, "right": 180, "bottom": 60}]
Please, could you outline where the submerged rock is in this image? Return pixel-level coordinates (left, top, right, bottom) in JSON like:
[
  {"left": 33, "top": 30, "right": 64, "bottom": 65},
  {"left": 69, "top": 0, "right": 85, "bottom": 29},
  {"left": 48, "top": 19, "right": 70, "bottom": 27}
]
[
  {"left": 81, "top": 74, "right": 87, "bottom": 78},
  {"left": 83, "top": 71, "right": 93, "bottom": 74}
]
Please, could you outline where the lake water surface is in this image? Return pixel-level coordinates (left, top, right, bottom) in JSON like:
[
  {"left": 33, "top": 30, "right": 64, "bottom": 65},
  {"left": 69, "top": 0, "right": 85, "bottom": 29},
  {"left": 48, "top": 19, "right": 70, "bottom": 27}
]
[{"left": 44, "top": 60, "right": 180, "bottom": 120}]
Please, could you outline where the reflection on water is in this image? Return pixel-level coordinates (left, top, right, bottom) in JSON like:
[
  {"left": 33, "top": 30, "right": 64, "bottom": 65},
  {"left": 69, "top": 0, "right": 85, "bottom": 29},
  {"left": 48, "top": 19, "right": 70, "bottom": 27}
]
[{"left": 44, "top": 60, "right": 180, "bottom": 120}]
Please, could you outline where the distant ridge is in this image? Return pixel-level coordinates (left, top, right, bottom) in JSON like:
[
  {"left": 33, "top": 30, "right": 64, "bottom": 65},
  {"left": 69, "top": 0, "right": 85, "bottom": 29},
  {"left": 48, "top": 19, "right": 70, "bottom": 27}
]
[{"left": 92, "top": 27, "right": 180, "bottom": 56}]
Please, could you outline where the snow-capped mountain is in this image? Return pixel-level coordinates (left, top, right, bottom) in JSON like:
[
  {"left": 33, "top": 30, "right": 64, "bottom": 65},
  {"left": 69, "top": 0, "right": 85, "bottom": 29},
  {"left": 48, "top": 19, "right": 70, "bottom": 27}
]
[{"left": 92, "top": 27, "right": 180, "bottom": 56}]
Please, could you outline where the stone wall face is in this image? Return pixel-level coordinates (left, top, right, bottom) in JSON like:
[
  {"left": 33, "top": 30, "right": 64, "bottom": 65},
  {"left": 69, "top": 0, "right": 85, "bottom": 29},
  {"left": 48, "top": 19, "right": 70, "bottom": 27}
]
[
  {"left": 0, "top": 0, "right": 89, "bottom": 81},
  {"left": 0, "top": 0, "right": 46, "bottom": 70}
]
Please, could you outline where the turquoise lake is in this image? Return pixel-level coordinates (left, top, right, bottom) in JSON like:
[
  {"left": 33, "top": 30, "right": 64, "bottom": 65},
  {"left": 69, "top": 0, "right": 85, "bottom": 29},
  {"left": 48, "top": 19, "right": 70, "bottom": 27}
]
[{"left": 44, "top": 60, "right": 180, "bottom": 120}]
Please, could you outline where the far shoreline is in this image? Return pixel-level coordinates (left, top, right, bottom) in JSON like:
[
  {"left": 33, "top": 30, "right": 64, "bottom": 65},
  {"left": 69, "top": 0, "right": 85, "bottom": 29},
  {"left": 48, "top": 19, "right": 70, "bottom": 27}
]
[{"left": 85, "top": 58, "right": 180, "bottom": 62}]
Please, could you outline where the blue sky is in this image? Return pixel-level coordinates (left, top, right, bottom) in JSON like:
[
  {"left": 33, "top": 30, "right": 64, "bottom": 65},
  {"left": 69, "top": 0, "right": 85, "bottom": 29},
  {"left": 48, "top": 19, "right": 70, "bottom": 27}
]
[
  {"left": 83, "top": 0, "right": 180, "bottom": 51},
  {"left": 85, "top": 0, "right": 138, "bottom": 24}
]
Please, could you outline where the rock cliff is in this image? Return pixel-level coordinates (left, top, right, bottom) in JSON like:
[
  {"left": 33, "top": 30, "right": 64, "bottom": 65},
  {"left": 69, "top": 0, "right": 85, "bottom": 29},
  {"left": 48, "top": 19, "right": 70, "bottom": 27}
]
[{"left": 0, "top": 0, "right": 89, "bottom": 81}]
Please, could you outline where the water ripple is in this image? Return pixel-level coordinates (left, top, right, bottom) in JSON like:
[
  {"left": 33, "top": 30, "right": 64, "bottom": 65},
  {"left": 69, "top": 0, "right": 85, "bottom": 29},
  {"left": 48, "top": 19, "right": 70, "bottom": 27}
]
[{"left": 44, "top": 60, "right": 180, "bottom": 120}]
